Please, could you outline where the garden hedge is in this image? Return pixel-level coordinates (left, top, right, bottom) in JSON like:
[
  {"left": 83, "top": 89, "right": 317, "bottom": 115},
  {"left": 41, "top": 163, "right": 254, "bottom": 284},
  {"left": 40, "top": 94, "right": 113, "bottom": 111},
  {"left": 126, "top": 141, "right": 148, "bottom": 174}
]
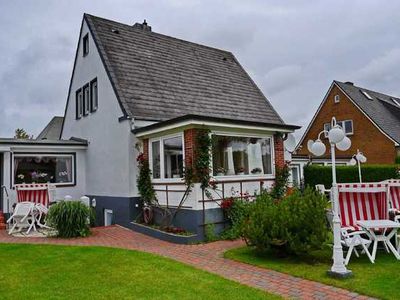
[{"left": 304, "top": 164, "right": 400, "bottom": 189}]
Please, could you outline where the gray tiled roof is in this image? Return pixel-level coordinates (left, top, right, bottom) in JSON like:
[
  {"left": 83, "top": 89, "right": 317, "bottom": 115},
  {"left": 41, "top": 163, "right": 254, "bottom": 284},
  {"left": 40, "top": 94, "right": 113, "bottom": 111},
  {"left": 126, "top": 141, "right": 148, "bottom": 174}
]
[
  {"left": 37, "top": 116, "right": 64, "bottom": 140},
  {"left": 335, "top": 81, "right": 400, "bottom": 144},
  {"left": 85, "top": 14, "right": 285, "bottom": 125}
]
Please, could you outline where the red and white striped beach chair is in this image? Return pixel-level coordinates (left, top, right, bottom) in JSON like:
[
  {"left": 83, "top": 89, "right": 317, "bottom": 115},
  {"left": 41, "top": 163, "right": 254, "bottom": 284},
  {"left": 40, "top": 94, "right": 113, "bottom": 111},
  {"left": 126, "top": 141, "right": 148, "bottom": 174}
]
[
  {"left": 338, "top": 183, "right": 389, "bottom": 230},
  {"left": 15, "top": 184, "right": 50, "bottom": 207},
  {"left": 337, "top": 183, "right": 389, "bottom": 264},
  {"left": 383, "top": 179, "right": 400, "bottom": 214}
]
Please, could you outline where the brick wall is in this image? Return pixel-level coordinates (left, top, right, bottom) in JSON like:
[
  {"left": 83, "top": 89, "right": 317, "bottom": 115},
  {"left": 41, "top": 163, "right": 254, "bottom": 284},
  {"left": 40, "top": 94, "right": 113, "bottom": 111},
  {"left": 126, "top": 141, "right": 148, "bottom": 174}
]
[
  {"left": 274, "top": 134, "right": 285, "bottom": 171},
  {"left": 184, "top": 128, "right": 198, "bottom": 169},
  {"left": 297, "top": 84, "right": 396, "bottom": 164},
  {"left": 142, "top": 138, "right": 149, "bottom": 161}
]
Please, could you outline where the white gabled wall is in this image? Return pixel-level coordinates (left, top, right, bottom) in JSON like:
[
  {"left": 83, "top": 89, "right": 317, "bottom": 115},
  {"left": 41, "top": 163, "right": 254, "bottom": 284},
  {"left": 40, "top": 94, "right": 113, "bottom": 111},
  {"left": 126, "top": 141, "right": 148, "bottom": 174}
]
[{"left": 62, "top": 19, "right": 138, "bottom": 198}]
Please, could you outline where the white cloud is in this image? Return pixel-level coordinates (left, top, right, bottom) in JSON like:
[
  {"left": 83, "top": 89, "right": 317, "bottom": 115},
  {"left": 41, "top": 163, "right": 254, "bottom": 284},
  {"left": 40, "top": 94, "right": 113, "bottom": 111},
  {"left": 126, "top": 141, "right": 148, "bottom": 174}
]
[{"left": 1, "top": 0, "right": 400, "bottom": 137}]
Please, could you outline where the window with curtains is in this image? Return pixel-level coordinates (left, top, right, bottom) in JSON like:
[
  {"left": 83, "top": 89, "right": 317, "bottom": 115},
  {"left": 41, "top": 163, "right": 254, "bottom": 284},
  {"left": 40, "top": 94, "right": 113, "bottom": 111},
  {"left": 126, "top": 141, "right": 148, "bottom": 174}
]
[
  {"left": 14, "top": 154, "right": 75, "bottom": 186},
  {"left": 212, "top": 135, "right": 273, "bottom": 176},
  {"left": 150, "top": 135, "right": 184, "bottom": 180}
]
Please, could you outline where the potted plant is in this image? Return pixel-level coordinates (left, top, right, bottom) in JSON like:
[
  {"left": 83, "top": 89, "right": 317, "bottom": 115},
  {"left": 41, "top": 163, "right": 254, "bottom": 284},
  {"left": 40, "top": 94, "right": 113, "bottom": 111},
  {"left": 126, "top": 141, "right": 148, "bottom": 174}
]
[
  {"left": 251, "top": 167, "right": 262, "bottom": 175},
  {"left": 236, "top": 166, "right": 245, "bottom": 175},
  {"left": 172, "top": 169, "right": 181, "bottom": 179},
  {"left": 216, "top": 167, "right": 226, "bottom": 176}
]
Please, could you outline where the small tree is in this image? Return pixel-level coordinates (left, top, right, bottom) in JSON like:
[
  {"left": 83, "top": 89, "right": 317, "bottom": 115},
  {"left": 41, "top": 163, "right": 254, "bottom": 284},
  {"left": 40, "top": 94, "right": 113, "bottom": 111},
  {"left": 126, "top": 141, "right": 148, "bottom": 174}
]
[
  {"left": 14, "top": 128, "right": 33, "bottom": 139},
  {"left": 136, "top": 153, "right": 156, "bottom": 206},
  {"left": 270, "top": 162, "right": 290, "bottom": 200}
]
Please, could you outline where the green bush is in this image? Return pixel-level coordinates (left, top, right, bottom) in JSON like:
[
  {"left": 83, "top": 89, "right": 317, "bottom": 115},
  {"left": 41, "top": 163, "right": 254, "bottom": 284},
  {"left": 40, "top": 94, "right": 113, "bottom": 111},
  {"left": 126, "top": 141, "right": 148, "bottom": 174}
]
[
  {"left": 396, "top": 156, "right": 400, "bottom": 164},
  {"left": 242, "top": 188, "right": 329, "bottom": 256},
  {"left": 304, "top": 164, "right": 399, "bottom": 189},
  {"left": 221, "top": 199, "right": 252, "bottom": 240},
  {"left": 204, "top": 224, "right": 218, "bottom": 242},
  {"left": 46, "top": 201, "right": 95, "bottom": 238}
]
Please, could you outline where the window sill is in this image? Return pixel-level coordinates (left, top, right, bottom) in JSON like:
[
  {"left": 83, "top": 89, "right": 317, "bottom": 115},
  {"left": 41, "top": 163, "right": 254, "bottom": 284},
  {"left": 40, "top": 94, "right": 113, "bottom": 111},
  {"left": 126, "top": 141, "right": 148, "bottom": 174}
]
[
  {"left": 152, "top": 178, "right": 185, "bottom": 185},
  {"left": 212, "top": 174, "right": 275, "bottom": 181}
]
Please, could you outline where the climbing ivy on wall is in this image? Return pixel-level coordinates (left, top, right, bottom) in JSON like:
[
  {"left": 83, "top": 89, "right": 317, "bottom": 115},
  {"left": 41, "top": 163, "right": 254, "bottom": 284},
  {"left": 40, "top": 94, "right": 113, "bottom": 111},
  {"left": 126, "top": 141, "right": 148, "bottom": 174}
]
[
  {"left": 183, "top": 128, "right": 212, "bottom": 190},
  {"left": 136, "top": 153, "right": 156, "bottom": 205}
]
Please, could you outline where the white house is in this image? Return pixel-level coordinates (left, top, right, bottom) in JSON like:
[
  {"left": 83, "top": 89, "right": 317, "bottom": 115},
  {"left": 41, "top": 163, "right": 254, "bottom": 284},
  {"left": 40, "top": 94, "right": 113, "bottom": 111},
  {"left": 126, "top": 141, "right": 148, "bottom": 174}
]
[{"left": 1, "top": 14, "right": 300, "bottom": 238}]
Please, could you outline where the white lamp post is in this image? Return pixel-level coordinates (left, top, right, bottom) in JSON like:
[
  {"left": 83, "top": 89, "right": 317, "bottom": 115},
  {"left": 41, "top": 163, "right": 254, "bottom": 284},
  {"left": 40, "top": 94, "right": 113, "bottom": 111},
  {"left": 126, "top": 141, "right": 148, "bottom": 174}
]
[
  {"left": 308, "top": 117, "right": 352, "bottom": 278},
  {"left": 349, "top": 150, "right": 367, "bottom": 183}
]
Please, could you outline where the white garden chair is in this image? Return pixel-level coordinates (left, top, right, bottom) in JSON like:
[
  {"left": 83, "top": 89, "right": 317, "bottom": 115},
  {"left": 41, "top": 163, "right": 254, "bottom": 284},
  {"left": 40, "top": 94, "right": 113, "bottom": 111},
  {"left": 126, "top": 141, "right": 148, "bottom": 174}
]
[
  {"left": 7, "top": 202, "right": 36, "bottom": 234},
  {"left": 395, "top": 215, "right": 400, "bottom": 253},
  {"left": 34, "top": 203, "right": 50, "bottom": 229},
  {"left": 315, "top": 184, "right": 330, "bottom": 196},
  {"left": 336, "top": 183, "right": 389, "bottom": 264},
  {"left": 384, "top": 179, "right": 400, "bottom": 214}
]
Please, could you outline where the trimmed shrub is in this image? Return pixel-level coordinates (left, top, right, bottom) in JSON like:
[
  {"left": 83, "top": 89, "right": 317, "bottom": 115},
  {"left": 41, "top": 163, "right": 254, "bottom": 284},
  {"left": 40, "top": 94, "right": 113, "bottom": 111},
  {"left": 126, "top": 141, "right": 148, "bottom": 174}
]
[
  {"left": 304, "top": 164, "right": 399, "bottom": 189},
  {"left": 242, "top": 188, "right": 329, "bottom": 256},
  {"left": 46, "top": 201, "right": 95, "bottom": 238}
]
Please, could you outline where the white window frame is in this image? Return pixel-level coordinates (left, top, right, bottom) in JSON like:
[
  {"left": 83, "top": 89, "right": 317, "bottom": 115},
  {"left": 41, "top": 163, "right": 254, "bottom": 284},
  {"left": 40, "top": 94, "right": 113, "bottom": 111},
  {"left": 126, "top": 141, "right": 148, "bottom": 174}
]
[
  {"left": 210, "top": 131, "right": 275, "bottom": 179},
  {"left": 324, "top": 119, "right": 353, "bottom": 137},
  {"left": 149, "top": 133, "right": 185, "bottom": 182},
  {"left": 76, "top": 89, "right": 83, "bottom": 119},
  {"left": 12, "top": 153, "right": 76, "bottom": 187},
  {"left": 334, "top": 94, "right": 340, "bottom": 103},
  {"left": 342, "top": 119, "right": 354, "bottom": 135},
  {"left": 83, "top": 84, "right": 90, "bottom": 116}
]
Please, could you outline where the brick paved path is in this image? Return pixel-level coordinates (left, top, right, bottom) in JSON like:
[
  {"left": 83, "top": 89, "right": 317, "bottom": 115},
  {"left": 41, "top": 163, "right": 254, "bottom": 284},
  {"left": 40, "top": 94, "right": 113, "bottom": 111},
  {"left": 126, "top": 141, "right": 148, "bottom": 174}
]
[{"left": 0, "top": 226, "right": 374, "bottom": 300}]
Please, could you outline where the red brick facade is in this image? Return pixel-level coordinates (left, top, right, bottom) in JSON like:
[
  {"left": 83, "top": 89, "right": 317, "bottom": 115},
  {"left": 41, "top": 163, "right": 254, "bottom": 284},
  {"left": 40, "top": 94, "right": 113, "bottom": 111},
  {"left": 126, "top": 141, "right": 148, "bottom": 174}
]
[
  {"left": 274, "top": 134, "right": 285, "bottom": 171},
  {"left": 184, "top": 128, "right": 198, "bottom": 169},
  {"left": 297, "top": 84, "right": 397, "bottom": 164},
  {"left": 142, "top": 138, "right": 149, "bottom": 161}
]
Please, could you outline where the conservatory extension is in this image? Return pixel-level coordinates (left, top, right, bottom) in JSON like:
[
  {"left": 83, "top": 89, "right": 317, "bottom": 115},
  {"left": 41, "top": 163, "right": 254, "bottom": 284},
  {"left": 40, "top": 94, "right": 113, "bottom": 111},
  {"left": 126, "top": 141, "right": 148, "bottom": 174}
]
[{"left": 133, "top": 114, "right": 299, "bottom": 238}]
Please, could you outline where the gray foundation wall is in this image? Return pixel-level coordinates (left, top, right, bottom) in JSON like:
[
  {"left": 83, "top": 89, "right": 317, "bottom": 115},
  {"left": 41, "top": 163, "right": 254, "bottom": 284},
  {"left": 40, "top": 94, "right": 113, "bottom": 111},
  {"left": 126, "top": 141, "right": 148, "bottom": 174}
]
[
  {"left": 88, "top": 195, "right": 141, "bottom": 227},
  {"left": 88, "top": 195, "right": 227, "bottom": 241},
  {"left": 155, "top": 206, "right": 227, "bottom": 240}
]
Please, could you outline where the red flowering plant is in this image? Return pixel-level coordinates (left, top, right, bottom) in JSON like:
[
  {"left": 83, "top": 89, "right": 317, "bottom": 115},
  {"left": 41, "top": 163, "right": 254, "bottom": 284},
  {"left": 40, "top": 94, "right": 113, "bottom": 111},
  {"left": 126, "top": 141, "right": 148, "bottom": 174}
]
[{"left": 221, "top": 197, "right": 234, "bottom": 210}]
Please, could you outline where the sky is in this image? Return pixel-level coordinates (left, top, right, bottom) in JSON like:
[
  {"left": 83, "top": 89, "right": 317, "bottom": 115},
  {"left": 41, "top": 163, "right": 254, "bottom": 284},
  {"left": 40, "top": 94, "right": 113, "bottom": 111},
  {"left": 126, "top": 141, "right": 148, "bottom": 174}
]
[{"left": 1, "top": 0, "right": 400, "bottom": 139}]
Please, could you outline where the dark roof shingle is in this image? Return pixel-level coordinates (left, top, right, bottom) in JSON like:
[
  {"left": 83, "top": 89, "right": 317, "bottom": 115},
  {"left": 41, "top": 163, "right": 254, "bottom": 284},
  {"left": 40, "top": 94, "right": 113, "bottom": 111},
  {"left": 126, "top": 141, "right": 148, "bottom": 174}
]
[
  {"left": 85, "top": 14, "right": 285, "bottom": 125},
  {"left": 335, "top": 81, "right": 400, "bottom": 144}
]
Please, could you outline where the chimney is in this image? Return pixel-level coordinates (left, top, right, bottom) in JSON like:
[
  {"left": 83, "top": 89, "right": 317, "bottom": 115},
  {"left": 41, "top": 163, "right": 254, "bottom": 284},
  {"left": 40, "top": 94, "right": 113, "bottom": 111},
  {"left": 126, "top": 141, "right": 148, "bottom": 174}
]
[
  {"left": 133, "top": 19, "right": 152, "bottom": 32},
  {"left": 344, "top": 81, "right": 354, "bottom": 86}
]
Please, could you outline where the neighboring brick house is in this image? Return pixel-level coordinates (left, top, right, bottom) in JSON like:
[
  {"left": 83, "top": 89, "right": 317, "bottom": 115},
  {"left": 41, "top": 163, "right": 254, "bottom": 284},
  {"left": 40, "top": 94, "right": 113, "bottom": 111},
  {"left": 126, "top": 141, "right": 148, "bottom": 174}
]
[{"left": 291, "top": 81, "right": 400, "bottom": 185}]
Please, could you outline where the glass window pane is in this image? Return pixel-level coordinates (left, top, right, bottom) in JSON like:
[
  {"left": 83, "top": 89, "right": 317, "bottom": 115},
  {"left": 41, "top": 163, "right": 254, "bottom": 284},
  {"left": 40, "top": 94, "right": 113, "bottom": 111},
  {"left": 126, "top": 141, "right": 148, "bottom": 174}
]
[
  {"left": 260, "top": 138, "right": 272, "bottom": 175},
  {"left": 163, "top": 137, "right": 183, "bottom": 178},
  {"left": 91, "top": 79, "right": 98, "bottom": 112},
  {"left": 345, "top": 120, "right": 353, "bottom": 134},
  {"left": 151, "top": 141, "right": 161, "bottom": 179},
  {"left": 14, "top": 155, "right": 74, "bottom": 185},
  {"left": 212, "top": 135, "right": 273, "bottom": 176}
]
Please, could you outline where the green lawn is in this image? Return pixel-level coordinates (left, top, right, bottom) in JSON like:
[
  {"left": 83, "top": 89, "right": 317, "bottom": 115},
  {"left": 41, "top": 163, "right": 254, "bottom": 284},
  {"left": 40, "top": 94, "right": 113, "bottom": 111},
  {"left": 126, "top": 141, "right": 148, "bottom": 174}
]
[
  {"left": 225, "top": 246, "right": 400, "bottom": 300},
  {"left": 0, "top": 244, "right": 279, "bottom": 300}
]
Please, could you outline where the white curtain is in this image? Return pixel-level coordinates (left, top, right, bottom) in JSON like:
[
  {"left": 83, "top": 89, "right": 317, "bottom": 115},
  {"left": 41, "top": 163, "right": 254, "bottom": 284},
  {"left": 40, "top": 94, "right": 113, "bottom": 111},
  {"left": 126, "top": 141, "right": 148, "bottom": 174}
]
[
  {"left": 247, "top": 143, "right": 264, "bottom": 173},
  {"left": 65, "top": 158, "right": 72, "bottom": 182},
  {"left": 225, "top": 147, "right": 235, "bottom": 175}
]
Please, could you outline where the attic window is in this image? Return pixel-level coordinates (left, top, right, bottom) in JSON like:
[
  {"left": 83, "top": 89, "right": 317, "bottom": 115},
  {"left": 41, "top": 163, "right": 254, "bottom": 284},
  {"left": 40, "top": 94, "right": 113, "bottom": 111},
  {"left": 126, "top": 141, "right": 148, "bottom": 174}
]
[
  {"left": 83, "top": 34, "right": 89, "bottom": 56},
  {"left": 360, "top": 90, "right": 373, "bottom": 100},
  {"left": 392, "top": 98, "right": 400, "bottom": 107},
  {"left": 334, "top": 95, "right": 340, "bottom": 103}
]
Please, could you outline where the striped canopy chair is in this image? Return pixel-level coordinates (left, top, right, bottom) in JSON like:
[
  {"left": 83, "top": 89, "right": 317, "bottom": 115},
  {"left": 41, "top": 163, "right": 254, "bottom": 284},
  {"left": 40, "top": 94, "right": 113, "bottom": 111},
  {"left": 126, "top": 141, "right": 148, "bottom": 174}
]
[
  {"left": 15, "top": 184, "right": 52, "bottom": 207},
  {"left": 383, "top": 179, "right": 400, "bottom": 214},
  {"left": 336, "top": 183, "right": 389, "bottom": 264}
]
